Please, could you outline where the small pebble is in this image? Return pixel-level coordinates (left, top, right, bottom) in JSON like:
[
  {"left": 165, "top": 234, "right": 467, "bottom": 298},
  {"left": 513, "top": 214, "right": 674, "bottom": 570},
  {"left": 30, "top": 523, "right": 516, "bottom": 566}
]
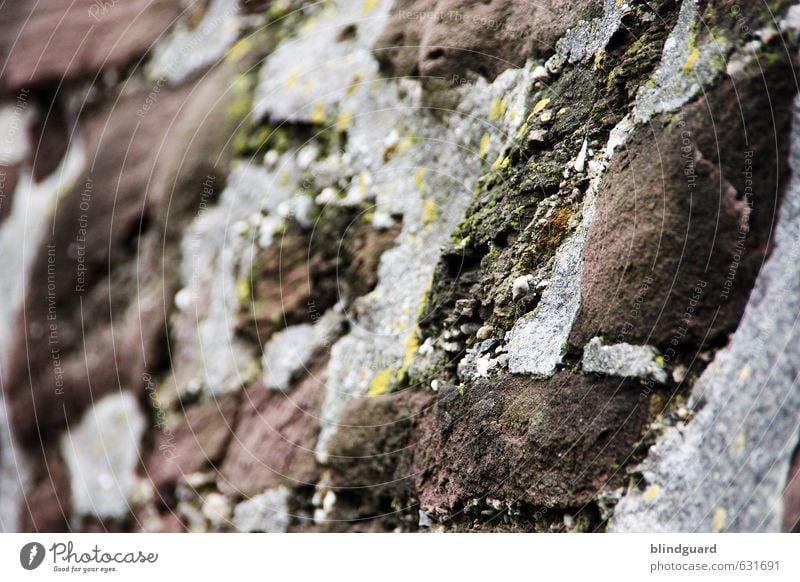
[
  {"left": 479, "top": 339, "right": 498, "bottom": 354},
  {"left": 460, "top": 323, "right": 480, "bottom": 336},
  {"left": 528, "top": 129, "right": 548, "bottom": 143},
  {"left": 476, "top": 325, "right": 493, "bottom": 340},
  {"left": 512, "top": 275, "right": 530, "bottom": 300},
  {"left": 574, "top": 139, "right": 588, "bottom": 173},
  {"left": 531, "top": 64, "right": 549, "bottom": 81},
  {"left": 263, "top": 149, "right": 279, "bottom": 167}
]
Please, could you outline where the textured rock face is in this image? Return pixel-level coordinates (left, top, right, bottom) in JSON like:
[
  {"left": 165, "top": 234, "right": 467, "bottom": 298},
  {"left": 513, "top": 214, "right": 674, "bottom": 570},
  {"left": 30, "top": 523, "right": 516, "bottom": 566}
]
[
  {"left": 2, "top": 0, "right": 800, "bottom": 534},
  {"left": 0, "top": 0, "right": 181, "bottom": 92},
  {"left": 574, "top": 58, "right": 796, "bottom": 351},
  {"left": 373, "top": 0, "right": 603, "bottom": 80}
]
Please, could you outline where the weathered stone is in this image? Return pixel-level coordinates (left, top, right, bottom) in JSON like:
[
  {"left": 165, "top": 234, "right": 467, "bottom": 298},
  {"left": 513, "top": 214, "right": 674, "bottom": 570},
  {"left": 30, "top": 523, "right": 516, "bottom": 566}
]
[
  {"left": 0, "top": 0, "right": 181, "bottom": 92},
  {"left": 236, "top": 205, "right": 399, "bottom": 347},
  {"left": 17, "top": 450, "right": 70, "bottom": 533},
  {"left": 0, "top": 395, "right": 30, "bottom": 532},
  {"left": 374, "top": 0, "right": 603, "bottom": 81},
  {"left": 147, "top": 392, "right": 240, "bottom": 501},
  {"left": 611, "top": 95, "right": 800, "bottom": 533},
  {"left": 3, "top": 68, "right": 236, "bottom": 442},
  {"left": 220, "top": 370, "right": 323, "bottom": 496},
  {"left": 573, "top": 54, "right": 797, "bottom": 353},
  {"left": 784, "top": 443, "right": 800, "bottom": 533},
  {"left": 326, "top": 390, "right": 432, "bottom": 524},
  {"left": 415, "top": 373, "right": 650, "bottom": 510}
]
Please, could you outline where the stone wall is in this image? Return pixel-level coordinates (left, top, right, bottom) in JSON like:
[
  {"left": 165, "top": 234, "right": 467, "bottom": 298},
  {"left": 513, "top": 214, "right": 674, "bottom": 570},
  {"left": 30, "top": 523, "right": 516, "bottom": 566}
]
[{"left": 1, "top": 0, "right": 799, "bottom": 533}]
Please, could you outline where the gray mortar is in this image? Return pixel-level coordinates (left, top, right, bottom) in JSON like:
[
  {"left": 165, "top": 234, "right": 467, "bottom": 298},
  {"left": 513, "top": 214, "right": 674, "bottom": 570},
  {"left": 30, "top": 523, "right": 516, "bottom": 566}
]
[
  {"left": 146, "top": 0, "right": 241, "bottom": 86},
  {"left": 233, "top": 486, "right": 291, "bottom": 532},
  {"left": 633, "top": 0, "right": 728, "bottom": 123},
  {"left": 262, "top": 309, "right": 343, "bottom": 391},
  {"left": 60, "top": 391, "right": 146, "bottom": 521},
  {"left": 582, "top": 337, "right": 667, "bottom": 383},
  {"left": 548, "top": 0, "right": 628, "bottom": 69},
  {"left": 171, "top": 159, "right": 303, "bottom": 397}
]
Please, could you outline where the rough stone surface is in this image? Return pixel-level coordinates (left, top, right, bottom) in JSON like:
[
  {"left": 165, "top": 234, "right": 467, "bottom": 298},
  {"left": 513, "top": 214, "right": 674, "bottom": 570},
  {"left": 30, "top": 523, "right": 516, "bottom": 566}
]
[
  {"left": 573, "top": 54, "right": 797, "bottom": 353},
  {"left": 415, "top": 373, "right": 649, "bottom": 512},
  {"left": 374, "top": 0, "right": 603, "bottom": 81},
  {"left": 2, "top": 0, "right": 800, "bottom": 534},
  {"left": 220, "top": 370, "right": 323, "bottom": 496},
  {"left": 611, "top": 97, "right": 800, "bottom": 533},
  {"left": 0, "top": 0, "right": 181, "bottom": 92},
  {"left": 147, "top": 392, "right": 240, "bottom": 501},
  {"left": 3, "top": 70, "right": 235, "bottom": 443},
  {"left": 18, "top": 449, "right": 71, "bottom": 532},
  {"left": 0, "top": 395, "right": 29, "bottom": 532}
]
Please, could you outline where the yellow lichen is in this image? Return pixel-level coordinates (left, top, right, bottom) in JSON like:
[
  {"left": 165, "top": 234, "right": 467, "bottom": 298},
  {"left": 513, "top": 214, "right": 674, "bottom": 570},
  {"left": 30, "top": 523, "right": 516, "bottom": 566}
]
[
  {"left": 310, "top": 102, "right": 327, "bottom": 124},
  {"left": 398, "top": 135, "right": 417, "bottom": 155},
  {"left": 491, "top": 155, "right": 509, "bottom": 171},
  {"left": 285, "top": 68, "right": 301, "bottom": 90},
  {"left": 336, "top": 109, "right": 352, "bottom": 132},
  {"left": 236, "top": 278, "right": 251, "bottom": 304},
  {"left": 739, "top": 363, "right": 751, "bottom": 382},
  {"left": 358, "top": 171, "right": 370, "bottom": 195},
  {"left": 346, "top": 72, "right": 364, "bottom": 96},
  {"left": 643, "top": 485, "right": 661, "bottom": 502},
  {"left": 683, "top": 46, "right": 700, "bottom": 72},
  {"left": 594, "top": 48, "right": 605, "bottom": 69},
  {"left": 479, "top": 132, "right": 491, "bottom": 159},
  {"left": 397, "top": 330, "right": 420, "bottom": 382},
  {"left": 712, "top": 507, "right": 727, "bottom": 532},
  {"left": 226, "top": 37, "right": 252, "bottom": 63},
  {"left": 735, "top": 430, "right": 746, "bottom": 457},
  {"left": 532, "top": 98, "right": 550, "bottom": 115},
  {"left": 422, "top": 199, "right": 440, "bottom": 225},
  {"left": 488, "top": 97, "right": 507, "bottom": 122},
  {"left": 368, "top": 368, "right": 394, "bottom": 397},
  {"left": 414, "top": 167, "right": 427, "bottom": 192}
]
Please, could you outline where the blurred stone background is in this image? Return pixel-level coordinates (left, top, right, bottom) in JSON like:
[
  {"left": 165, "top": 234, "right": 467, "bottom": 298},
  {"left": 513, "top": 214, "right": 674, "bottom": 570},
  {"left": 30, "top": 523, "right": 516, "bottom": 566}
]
[{"left": 0, "top": 0, "right": 799, "bottom": 532}]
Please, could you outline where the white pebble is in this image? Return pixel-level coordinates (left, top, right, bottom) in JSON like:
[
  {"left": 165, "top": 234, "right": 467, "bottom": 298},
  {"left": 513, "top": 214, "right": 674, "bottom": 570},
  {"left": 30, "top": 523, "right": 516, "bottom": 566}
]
[
  {"left": 531, "top": 65, "right": 549, "bottom": 81},
  {"left": 512, "top": 275, "right": 530, "bottom": 300},
  {"left": 574, "top": 138, "right": 588, "bottom": 173}
]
